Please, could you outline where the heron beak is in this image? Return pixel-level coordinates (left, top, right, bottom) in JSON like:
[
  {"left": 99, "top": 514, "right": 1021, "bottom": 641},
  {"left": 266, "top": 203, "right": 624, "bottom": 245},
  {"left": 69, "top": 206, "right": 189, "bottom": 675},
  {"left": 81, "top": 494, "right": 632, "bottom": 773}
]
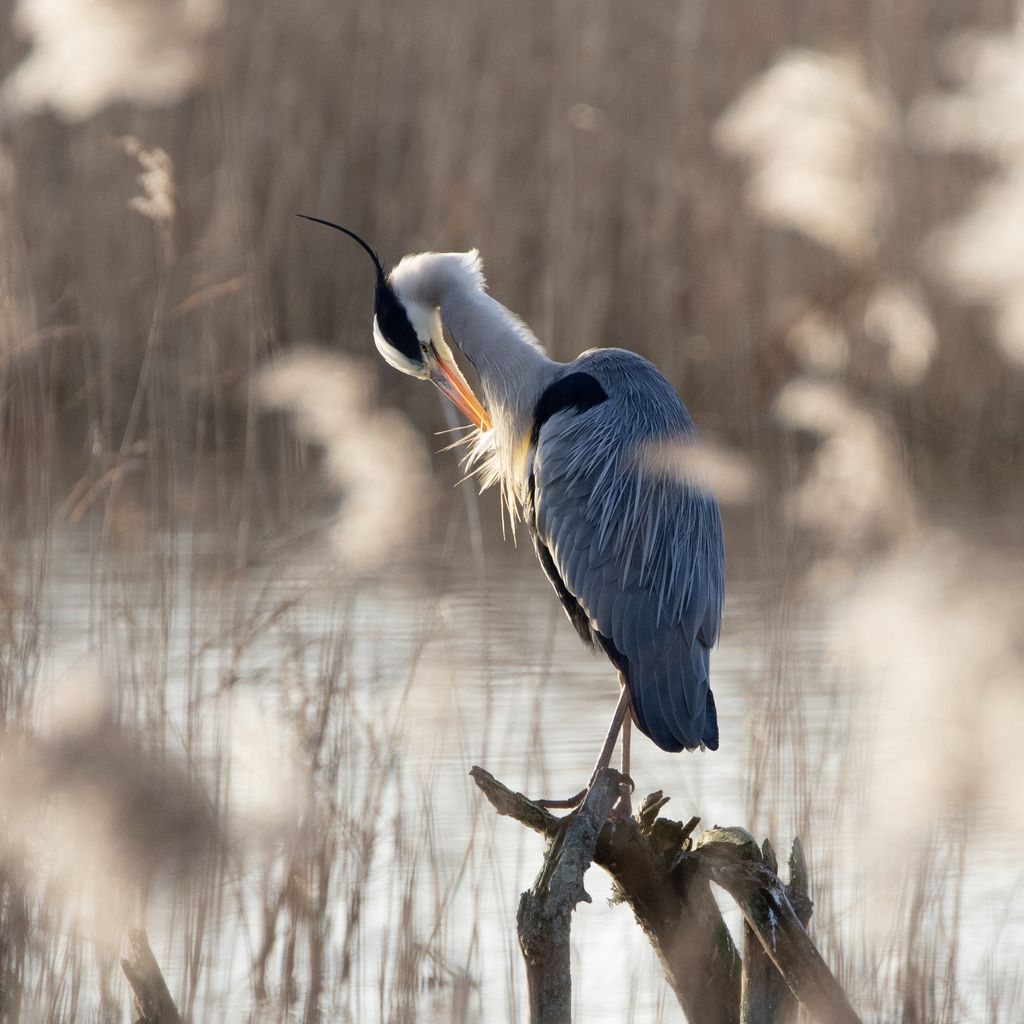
[{"left": 427, "top": 343, "right": 492, "bottom": 431}]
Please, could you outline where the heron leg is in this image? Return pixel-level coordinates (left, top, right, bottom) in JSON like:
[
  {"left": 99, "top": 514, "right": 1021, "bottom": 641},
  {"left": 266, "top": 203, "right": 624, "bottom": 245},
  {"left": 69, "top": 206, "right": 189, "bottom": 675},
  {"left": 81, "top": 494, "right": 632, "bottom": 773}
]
[
  {"left": 615, "top": 711, "right": 633, "bottom": 817},
  {"left": 621, "top": 707, "right": 631, "bottom": 779},
  {"left": 589, "top": 683, "right": 631, "bottom": 778},
  {"left": 536, "top": 685, "right": 632, "bottom": 810}
]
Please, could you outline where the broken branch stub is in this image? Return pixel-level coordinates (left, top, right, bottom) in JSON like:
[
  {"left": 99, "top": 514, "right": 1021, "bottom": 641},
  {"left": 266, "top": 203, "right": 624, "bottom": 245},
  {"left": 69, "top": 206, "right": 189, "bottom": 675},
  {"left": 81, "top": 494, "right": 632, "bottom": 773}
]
[{"left": 696, "top": 827, "right": 861, "bottom": 1024}]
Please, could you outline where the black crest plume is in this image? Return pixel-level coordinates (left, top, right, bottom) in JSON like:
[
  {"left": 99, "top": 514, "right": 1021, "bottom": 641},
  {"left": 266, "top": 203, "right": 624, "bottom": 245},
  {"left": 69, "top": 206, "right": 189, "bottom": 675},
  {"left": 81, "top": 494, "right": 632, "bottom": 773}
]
[
  {"left": 296, "top": 215, "right": 384, "bottom": 280},
  {"left": 296, "top": 214, "right": 422, "bottom": 364}
]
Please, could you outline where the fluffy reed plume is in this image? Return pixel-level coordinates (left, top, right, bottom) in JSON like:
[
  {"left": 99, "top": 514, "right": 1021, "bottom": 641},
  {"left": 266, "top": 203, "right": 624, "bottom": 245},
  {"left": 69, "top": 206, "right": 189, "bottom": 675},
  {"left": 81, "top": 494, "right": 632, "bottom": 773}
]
[
  {"left": 774, "top": 379, "right": 913, "bottom": 558},
  {"left": 913, "top": 16, "right": 1024, "bottom": 366},
  {"left": 116, "top": 135, "right": 177, "bottom": 262},
  {"left": 222, "top": 687, "right": 307, "bottom": 835},
  {"left": 255, "top": 349, "right": 437, "bottom": 570},
  {"left": 642, "top": 439, "right": 756, "bottom": 506},
  {"left": 862, "top": 283, "right": 937, "bottom": 387},
  {"left": 840, "top": 535, "right": 1024, "bottom": 861},
  {"left": 911, "top": 18, "right": 1024, "bottom": 163},
  {"left": 1, "top": 0, "right": 222, "bottom": 122},
  {"left": 118, "top": 136, "right": 176, "bottom": 225},
  {"left": 784, "top": 305, "right": 850, "bottom": 376},
  {"left": 0, "top": 662, "right": 219, "bottom": 946},
  {"left": 714, "top": 49, "right": 892, "bottom": 262}
]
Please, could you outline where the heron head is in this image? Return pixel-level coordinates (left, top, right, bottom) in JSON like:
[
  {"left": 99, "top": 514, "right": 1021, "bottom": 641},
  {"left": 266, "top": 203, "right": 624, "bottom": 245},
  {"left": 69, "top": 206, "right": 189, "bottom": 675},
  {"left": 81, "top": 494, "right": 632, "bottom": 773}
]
[{"left": 298, "top": 215, "right": 491, "bottom": 430}]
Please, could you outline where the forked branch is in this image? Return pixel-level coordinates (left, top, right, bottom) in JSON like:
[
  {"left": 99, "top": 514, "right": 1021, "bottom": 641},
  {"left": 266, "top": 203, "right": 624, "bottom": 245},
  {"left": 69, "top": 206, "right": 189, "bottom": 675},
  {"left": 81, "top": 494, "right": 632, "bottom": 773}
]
[{"left": 471, "top": 766, "right": 862, "bottom": 1024}]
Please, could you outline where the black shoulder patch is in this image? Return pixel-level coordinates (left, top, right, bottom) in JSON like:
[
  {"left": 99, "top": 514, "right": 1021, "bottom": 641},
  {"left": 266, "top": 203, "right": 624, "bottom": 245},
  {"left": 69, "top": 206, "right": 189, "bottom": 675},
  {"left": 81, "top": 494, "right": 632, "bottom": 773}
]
[{"left": 530, "top": 372, "right": 608, "bottom": 447}]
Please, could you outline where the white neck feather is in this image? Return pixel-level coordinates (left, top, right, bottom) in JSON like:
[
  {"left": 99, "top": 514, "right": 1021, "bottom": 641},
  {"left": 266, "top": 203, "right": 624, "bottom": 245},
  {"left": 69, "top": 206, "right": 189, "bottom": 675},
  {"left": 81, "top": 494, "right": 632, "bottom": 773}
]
[{"left": 389, "top": 251, "right": 560, "bottom": 519}]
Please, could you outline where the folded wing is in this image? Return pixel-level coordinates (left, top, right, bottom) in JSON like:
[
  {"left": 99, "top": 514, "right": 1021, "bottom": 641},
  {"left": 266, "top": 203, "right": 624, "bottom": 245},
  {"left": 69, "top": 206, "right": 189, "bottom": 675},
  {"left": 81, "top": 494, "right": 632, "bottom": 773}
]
[{"left": 526, "top": 354, "right": 724, "bottom": 752}]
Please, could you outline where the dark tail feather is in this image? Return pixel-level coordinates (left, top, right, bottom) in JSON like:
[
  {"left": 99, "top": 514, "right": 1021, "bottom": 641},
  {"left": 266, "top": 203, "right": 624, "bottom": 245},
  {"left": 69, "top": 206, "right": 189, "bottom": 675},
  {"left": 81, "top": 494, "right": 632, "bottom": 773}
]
[{"left": 701, "top": 689, "right": 719, "bottom": 751}]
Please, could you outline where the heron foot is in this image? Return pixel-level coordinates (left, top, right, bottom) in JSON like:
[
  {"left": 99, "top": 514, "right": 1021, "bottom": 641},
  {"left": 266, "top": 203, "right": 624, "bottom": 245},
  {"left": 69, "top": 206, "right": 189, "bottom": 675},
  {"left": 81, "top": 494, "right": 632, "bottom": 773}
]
[{"left": 534, "top": 772, "right": 634, "bottom": 816}]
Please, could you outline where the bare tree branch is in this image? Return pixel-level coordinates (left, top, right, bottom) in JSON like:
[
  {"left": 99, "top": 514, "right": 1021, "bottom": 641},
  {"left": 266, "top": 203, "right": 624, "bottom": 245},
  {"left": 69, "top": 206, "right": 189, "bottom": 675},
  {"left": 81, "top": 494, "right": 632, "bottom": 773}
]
[
  {"left": 739, "top": 838, "right": 806, "bottom": 1024},
  {"left": 472, "top": 767, "right": 862, "bottom": 1024},
  {"left": 471, "top": 767, "right": 740, "bottom": 1024},
  {"left": 697, "top": 827, "right": 860, "bottom": 1024},
  {"left": 120, "top": 929, "right": 181, "bottom": 1024},
  {"left": 516, "top": 767, "right": 623, "bottom": 1024}
]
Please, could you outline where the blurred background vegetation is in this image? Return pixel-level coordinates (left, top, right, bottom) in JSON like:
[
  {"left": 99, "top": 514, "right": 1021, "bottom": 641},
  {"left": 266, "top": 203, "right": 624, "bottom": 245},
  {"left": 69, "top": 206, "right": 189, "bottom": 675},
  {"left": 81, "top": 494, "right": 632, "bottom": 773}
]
[
  {"left": 1, "top": 0, "right": 1023, "bottom": 1021},
  {"left": 1, "top": 0, "right": 1021, "bottom": 544}
]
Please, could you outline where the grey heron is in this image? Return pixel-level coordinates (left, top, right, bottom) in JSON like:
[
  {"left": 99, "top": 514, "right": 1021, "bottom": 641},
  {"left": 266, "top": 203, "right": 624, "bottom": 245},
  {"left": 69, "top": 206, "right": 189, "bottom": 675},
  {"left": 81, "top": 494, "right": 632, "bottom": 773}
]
[{"left": 300, "top": 216, "right": 724, "bottom": 808}]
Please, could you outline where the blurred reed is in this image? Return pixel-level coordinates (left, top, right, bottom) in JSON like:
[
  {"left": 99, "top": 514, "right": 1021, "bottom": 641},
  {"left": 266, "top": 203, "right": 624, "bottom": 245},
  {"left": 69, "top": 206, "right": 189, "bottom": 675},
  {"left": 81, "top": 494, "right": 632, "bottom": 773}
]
[
  {"left": 0, "top": 0, "right": 1021, "bottom": 533},
  {"left": 0, "top": 0, "right": 1022, "bottom": 1021}
]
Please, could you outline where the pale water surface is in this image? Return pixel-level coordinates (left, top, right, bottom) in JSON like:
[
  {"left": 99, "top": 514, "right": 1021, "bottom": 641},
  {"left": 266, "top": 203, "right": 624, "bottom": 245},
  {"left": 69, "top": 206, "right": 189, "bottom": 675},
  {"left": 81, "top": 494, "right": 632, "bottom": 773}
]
[{"left": 19, "top": 526, "right": 1024, "bottom": 1022}]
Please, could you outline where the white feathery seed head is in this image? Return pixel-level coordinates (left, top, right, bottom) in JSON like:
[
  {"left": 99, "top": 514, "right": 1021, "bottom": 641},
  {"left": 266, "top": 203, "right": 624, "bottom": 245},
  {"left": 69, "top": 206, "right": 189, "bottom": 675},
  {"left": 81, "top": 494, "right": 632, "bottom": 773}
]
[
  {"left": 715, "top": 49, "right": 893, "bottom": 262},
  {"left": 118, "top": 135, "right": 176, "bottom": 225},
  {"left": 863, "top": 283, "right": 937, "bottom": 386},
  {"left": 915, "top": 16, "right": 1024, "bottom": 367},
  {"left": 924, "top": 169, "right": 1024, "bottom": 367},
  {"left": 2, "top": 0, "right": 222, "bottom": 122},
  {"left": 642, "top": 439, "right": 757, "bottom": 506},
  {"left": 255, "top": 349, "right": 438, "bottom": 571},
  {"left": 785, "top": 306, "right": 850, "bottom": 376},
  {"left": 774, "top": 378, "right": 913, "bottom": 554},
  {"left": 840, "top": 534, "right": 1024, "bottom": 874}
]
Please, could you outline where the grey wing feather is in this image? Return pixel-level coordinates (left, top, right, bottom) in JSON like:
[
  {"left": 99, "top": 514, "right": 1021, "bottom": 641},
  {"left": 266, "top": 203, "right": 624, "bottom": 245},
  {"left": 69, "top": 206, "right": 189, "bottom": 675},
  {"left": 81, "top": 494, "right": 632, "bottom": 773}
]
[
  {"left": 563, "top": 538, "right": 591, "bottom": 598},
  {"left": 530, "top": 351, "right": 725, "bottom": 752}
]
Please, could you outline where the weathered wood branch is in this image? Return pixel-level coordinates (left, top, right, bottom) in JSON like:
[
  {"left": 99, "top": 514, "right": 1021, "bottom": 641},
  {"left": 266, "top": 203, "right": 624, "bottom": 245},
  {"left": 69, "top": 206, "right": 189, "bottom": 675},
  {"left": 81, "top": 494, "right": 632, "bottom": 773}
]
[
  {"left": 715, "top": 835, "right": 811, "bottom": 1024},
  {"left": 471, "top": 767, "right": 740, "bottom": 1024},
  {"left": 776, "top": 838, "right": 812, "bottom": 1024},
  {"left": 739, "top": 839, "right": 787, "bottom": 1024},
  {"left": 596, "top": 796, "right": 742, "bottom": 1023},
  {"left": 471, "top": 767, "right": 862, "bottom": 1024},
  {"left": 120, "top": 929, "right": 181, "bottom": 1024},
  {"left": 696, "top": 827, "right": 860, "bottom": 1024},
  {"left": 516, "top": 767, "right": 623, "bottom": 1024}
]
